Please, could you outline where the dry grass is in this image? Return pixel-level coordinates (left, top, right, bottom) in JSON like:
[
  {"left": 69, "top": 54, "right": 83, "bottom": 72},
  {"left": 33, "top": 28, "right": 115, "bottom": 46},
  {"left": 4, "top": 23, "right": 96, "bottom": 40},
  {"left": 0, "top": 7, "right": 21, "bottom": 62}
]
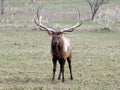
[
  {"left": 0, "top": 0, "right": 120, "bottom": 90},
  {"left": 0, "top": 30, "right": 120, "bottom": 90}
]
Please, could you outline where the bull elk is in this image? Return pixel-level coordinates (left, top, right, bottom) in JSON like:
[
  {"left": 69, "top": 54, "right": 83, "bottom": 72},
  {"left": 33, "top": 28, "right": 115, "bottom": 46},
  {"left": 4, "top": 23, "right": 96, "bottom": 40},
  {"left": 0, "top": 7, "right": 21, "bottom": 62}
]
[{"left": 34, "top": 7, "right": 82, "bottom": 82}]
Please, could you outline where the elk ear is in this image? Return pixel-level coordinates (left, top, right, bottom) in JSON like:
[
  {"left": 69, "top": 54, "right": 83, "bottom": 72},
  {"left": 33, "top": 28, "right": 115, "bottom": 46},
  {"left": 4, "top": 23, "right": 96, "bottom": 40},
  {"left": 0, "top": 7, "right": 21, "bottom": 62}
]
[{"left": 47, "top": 31, "right": 55, "bottom": 36}]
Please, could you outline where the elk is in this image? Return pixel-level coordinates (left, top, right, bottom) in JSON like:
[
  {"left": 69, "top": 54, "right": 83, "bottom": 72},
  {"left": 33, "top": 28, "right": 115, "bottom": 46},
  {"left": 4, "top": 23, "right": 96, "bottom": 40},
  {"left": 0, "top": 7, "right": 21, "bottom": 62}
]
[{"left": 34, "top": 7, "right": 82, "bottom": 82}]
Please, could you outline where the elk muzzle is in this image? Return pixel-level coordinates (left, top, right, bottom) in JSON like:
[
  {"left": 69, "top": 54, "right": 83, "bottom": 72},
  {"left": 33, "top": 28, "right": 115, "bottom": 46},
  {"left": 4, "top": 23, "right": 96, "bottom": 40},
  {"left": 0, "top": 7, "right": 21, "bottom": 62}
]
[{"left": 52, "top": 37, "right": 60, "bottom": 47}]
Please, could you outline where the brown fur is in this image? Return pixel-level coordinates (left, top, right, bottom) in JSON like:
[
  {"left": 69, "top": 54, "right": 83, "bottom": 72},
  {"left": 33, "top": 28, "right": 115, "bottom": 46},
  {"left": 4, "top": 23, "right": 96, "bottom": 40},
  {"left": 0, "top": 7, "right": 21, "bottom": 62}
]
[{"left": 50, "top": 32, "right": 73, "bottom": 82}]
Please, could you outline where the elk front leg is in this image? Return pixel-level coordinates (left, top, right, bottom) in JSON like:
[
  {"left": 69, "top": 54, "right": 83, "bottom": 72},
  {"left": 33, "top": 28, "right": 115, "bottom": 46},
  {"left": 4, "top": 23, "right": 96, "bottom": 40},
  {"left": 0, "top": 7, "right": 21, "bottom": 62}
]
[
  {"left": 60, "top": 59, "right": 66, "bottom": 82},
  {"left": 52, "top": 58, "right": 57, "bottom": 81},
  {"left": 58, "top": 60, "right": 62, "bottom": 80}
]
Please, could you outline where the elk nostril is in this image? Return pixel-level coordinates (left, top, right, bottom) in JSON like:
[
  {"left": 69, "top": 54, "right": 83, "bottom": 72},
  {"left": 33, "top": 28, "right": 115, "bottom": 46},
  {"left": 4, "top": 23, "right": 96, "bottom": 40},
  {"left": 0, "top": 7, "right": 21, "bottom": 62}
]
[{"left": 53, "top": 42, "right": 57, "bottom": 46}]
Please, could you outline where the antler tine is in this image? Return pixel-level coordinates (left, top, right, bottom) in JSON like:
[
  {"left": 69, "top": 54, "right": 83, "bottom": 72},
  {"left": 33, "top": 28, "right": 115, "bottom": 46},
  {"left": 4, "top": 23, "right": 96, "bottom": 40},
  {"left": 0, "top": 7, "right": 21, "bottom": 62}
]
[
  {"left": 34, "top": 6, "right": 55, "bottom": 32},
  {"left": 60, "top": 8, "right": 83, "bottom": 32}
]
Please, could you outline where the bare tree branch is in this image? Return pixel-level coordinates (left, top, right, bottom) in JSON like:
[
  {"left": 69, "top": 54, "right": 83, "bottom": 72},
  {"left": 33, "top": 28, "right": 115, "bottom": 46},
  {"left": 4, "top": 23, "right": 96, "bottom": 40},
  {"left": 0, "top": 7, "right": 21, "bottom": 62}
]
[
  {"left": 86, "top": 0, "right": 109, "bottom": 21},
  {"left": 1, "top": 0, "right": 5, "bottom": 22}
]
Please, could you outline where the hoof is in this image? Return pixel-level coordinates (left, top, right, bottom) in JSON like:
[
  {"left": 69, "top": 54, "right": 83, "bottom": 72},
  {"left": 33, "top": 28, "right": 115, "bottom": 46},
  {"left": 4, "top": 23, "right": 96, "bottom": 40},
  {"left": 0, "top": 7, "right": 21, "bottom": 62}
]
[
  {"left": 62, "top": 79, "right": 65, "bottom": 83},
  {"left": 58, "top": 77, "right": 61, "bottom": 80},
  {"left": 70, "top": 77, "right": 73, "bottom": 80},
  {"left": 52, "top": 78, "right": 54, "bottom": 81}
]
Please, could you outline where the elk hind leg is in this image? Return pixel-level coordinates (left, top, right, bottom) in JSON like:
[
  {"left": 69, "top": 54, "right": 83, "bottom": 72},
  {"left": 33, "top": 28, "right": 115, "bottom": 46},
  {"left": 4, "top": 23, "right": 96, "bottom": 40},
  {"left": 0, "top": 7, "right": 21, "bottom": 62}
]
[{"left": 67, "top": 57, "right": 73, "bottom": 80}]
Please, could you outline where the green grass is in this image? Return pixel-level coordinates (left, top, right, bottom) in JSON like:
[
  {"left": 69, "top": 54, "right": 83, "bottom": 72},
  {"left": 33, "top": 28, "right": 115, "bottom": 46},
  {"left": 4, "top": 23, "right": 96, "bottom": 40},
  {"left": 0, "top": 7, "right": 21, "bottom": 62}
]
[{"left": 0, "top": 30, "right": 120, "bottom": 90}]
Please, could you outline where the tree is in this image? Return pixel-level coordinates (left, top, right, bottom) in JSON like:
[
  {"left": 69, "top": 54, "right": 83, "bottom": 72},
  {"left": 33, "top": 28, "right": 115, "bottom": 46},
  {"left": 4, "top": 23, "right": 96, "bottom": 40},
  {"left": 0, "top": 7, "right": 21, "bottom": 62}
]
[
  {"left": 1, "top": 0, "right": 5, "bottom": 21},
  {"left": 31, "top": 0, "right": 36, "bottom": 4},
  {"left": 86, "top": 0, "right": 109, "bottom": 21}
]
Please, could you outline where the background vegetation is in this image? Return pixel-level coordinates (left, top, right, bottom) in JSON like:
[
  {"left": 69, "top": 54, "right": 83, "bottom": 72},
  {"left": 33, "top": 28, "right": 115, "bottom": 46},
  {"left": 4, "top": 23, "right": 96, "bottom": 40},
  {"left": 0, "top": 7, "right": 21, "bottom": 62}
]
[{"left": 0, "top": 0, "right": 120, "bottom": 90}]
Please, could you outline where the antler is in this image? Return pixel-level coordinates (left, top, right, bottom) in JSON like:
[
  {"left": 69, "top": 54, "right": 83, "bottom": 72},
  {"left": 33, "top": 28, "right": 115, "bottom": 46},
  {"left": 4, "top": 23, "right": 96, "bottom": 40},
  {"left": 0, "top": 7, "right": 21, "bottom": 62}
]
[
  {"left": 34, "top": 6, "right": 55, "bottom": 32},
  {"left": 60, "top": 8, "right": 82, "bottom": 32},
  {"left": 34, "top": 7, "right": 82, "bottom": 33}
]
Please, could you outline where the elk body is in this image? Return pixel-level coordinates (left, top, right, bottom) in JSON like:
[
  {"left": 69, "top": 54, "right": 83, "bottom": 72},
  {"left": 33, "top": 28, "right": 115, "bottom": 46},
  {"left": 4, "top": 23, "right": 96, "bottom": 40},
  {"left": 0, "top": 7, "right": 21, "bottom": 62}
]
[
  {"left": 34, "top": 7, "right": 82, "bottom": 82},
  {"left": 51, "top": 32, "right": 72, "bottom": 82}
]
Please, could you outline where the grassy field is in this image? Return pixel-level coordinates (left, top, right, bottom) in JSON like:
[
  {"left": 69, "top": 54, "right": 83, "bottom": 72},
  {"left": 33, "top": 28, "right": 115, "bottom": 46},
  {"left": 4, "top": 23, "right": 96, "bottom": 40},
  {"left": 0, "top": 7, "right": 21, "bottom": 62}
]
[
  {"left": 0, "top": 0, "right": 120, "bottom": 90},
  {"left": 0, "top": 30, "right": 120, "bottom": 90}
]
